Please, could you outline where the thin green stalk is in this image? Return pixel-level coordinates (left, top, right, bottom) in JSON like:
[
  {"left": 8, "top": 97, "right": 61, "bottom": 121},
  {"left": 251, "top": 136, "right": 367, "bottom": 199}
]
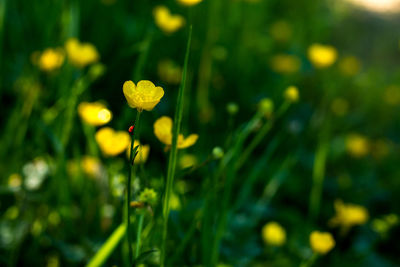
[
  {"left": 309, "top": 137, "right": 329, "bottom": 220},
  {"left": 127, "top": 110, "right": 141, "bottom": 264},
  {"left": 82, "top": 123, "right": 99, "bottom": 157},
  {"left": 135, "top": 213, "right": 144, "bottom": 258},
  {"left": 237, "top": 101, "right": 290, "bottom": 169},
  {"left": 86, "top": 224, "right": 126, "bottom": 267},
  {"left": 160, "top": 26, "right": 192, "bottom": 267}
]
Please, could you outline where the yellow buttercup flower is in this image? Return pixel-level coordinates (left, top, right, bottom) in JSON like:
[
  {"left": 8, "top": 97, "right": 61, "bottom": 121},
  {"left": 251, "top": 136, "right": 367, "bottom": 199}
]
[
  {"left": 339, "top": 56, "right": 361, "bottom": 76},
  {"left": 123, "top": 80, "right": 164, "bottom": 112},
  {"left": 81, "top": 156, "right": 103, "bottom": 178},
  {"left": 308, "top": 44, "right": 337, "bottom": 69},
  {"left": 153, "top": 6, "right": 185, "bottom": 34},
  {"left": 310, "top": 231, "right": 335, "bottom": 254},
  {"left": 261, "top": 222, "right": 286, "bottom": 246},
  {"left": 346, "top": 133, "right": 369, "bottom": 158},
  {"left": 65, "top": 38, "right": 99, "bottom": 68},
  {"left": 38, "top": 48, "right": 65, "bottom": 72},
  {"left": 329, "top": 200, "right": 369, "bottom": 229},
  {"left": 177, "top": 0, "right": 203, "bottom": 6},
  {"left": 95, "top": 127, "right": 130, "bottom": 156},
  {"left": 78, "top": 102, "right": 112, "bottom": 126},
  {"left": 270, "top": 54, "right": 300, "bottom": 74},
  {"left": 127, "top": 140, "right": 150, "bottom": 164},
  {"left": 284, "top": 86, "right": 299, "bottom": 102},
  {"left": 154, "top": 116, "right": 198, "bottom": 149}
]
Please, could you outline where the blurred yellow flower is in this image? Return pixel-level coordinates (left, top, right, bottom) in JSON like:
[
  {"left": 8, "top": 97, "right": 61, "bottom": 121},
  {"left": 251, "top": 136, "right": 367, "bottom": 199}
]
[
  {"left": 78, "top": 102, "right": 112, "bottom": 126},
  {"left": 308, "top": 44, "right": 337, "bottom": 68},
  {"left": 383, "top": 85, "right": 400, "bottom": 105},
  {"left": 284, "top": 86, "right": 299, "bottom": 102},
  {"left": 65, "top": 38, "right": 99, "bottom": 68},
  {"left": 95, "top": 127, "right": 130, "bottom": 156},
  {"left": 158, "top": 59, "right": 182, "bottom": 84},
  {"left": 153, "top": 6, "right": 185, "bottom": 34},
  {"left": 258, "top": 98, "right": 274, "bottom": 117},
  {"left": 346, "top": 133, "right": 369, "bottom": 158},
  {"left": 331, "top": 98, "right": 349, "bottom": 116},
  {"left": 127, "top": 140, "right": 150, "bottom": 164},
  {"left": 310, "top": 231, "right": 335, "bottom": 254},
  {"left": 270, "top": 54, "right": 301, "bottom": 74},
  {"left": 329, "top": 200, "right": 369, "bottom": 228},
  {"left": 270, "top": 20, "right": 292, "bottom": 43},
  {"left": 339, "top": 56, "right": 361, "bottom": 76},
  {"left": 8, "top": 173, "right": 22, "bottom": 188},
  {"left": 261, "top": 222, "right": 286, "bottom": 246},
  {"left": 81, "top": 156, "right": 102, "bottom": 178},
  {"left": 154, "top": 116, "right": 198, "bottom": 149},
  {"left": 179, "top": 154, "right": 198, "bottom": 168},
  {"left": 170, "top": 193, "right": 181, "bottom": 210},
  {"left": 177, "top": 0, "right": 203, "bottom": 6},
  {"left": 139, "top": 188, "right": 157, "bottom": 205},
  {"left": 373, "top": 213, "right": 398, "bottom": 236},
  {"left": 123, "top": 80, "right": 164, "bottom": 111},
  {"left": 38, "top": 48, "right": 65, "bottom": 72}
]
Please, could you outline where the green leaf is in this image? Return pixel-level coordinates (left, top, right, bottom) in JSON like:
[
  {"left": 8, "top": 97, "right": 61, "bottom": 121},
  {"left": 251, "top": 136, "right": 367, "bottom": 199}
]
[{"left": 86, "top": 223, "right": 126, "bottom": 267}]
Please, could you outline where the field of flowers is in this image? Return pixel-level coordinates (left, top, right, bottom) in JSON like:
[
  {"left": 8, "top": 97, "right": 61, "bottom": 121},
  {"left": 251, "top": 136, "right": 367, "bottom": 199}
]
[{"left": 1, "top": 0, "right": 400, "bottom": 266}]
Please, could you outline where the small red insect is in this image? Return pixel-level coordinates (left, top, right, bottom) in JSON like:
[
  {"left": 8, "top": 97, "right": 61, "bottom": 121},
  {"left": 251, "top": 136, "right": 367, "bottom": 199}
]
[{"left": 128, "top": 125, "right": 135, "bottom": 134}]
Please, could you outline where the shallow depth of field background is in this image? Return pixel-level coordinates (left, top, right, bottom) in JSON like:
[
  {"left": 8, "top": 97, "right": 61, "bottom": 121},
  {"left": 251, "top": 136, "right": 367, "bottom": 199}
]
[{"left": 1, "top": 0, "right": 400, "bottom": 266}]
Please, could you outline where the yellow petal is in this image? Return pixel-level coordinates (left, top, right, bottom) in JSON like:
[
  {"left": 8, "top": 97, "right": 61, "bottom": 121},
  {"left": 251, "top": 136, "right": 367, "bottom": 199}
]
[
  {"left": 178, "top": 134, "right": 198, "bottom": 149},
  {"left": 95, "top": 127, "right": 130, "bottom": 156},
  {"left": 154, "top": 116, "right": 173, "bottom": 145}
]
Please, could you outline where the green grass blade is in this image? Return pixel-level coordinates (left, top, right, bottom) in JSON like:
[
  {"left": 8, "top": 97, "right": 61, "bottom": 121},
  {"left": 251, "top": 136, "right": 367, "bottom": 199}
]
[
  {"left": 160, "top": 25, "right": 193, "bottom": 267},
  {"left": 86, "top": 223, "right": 126, "bottom": 267}
]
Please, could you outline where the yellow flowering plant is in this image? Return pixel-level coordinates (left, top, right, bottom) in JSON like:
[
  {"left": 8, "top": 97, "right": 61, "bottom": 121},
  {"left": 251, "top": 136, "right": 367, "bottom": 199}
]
[
  {"left": 261, "top": 222, "right": 286, "bottom": 246},
  {"left": 154, "top": 116, "right": 198, "bottom": 149},
  {"left": 65, "top": 38, "right": 99, "bottom": 68},
  {"left": 308, "top": 44, "right": 337, "bottom": 69},
  {"left": 329, "top": 200, "right": 369, "bottom": 231},
  {"left": 153, "top": 6, "right": 185, "bottom": 34},
  {"left": 95, "top": 127, "right": 130, "bottom": 156},
  {"left": 123, "top": 80, "right": 164, "bottom": 112},
  {"left": 37, "top": 48, "right": 65, "bottom": 72},
  {"left": 284, "top": 86, "right": 299, "bottom": 103},
  {"left": 346, "top": 133, "right": 369, "bottom": 158},
  {"left": 309, "top": 231, "right": 335, "bottom": 255},
  {"left": 78, "top": 102, "right": 112, "bottom": 126}
]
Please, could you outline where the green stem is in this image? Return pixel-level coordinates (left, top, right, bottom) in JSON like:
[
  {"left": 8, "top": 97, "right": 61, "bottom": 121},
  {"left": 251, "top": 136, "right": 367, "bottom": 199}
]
[
  {"left": 237, "top": 101, "right": 290, "bottom": 169},
  {"left": 135, "top": 213, "right": 144, "bottom": 258},
  {"left": 126, "top": 110, "right": 141, "bottom": 265},
  {"left": 160, "top": 26, "right": 192, "bottom": 267},
  {"left": 309, "top": 135, "right": 329, "bottom": 220}
]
